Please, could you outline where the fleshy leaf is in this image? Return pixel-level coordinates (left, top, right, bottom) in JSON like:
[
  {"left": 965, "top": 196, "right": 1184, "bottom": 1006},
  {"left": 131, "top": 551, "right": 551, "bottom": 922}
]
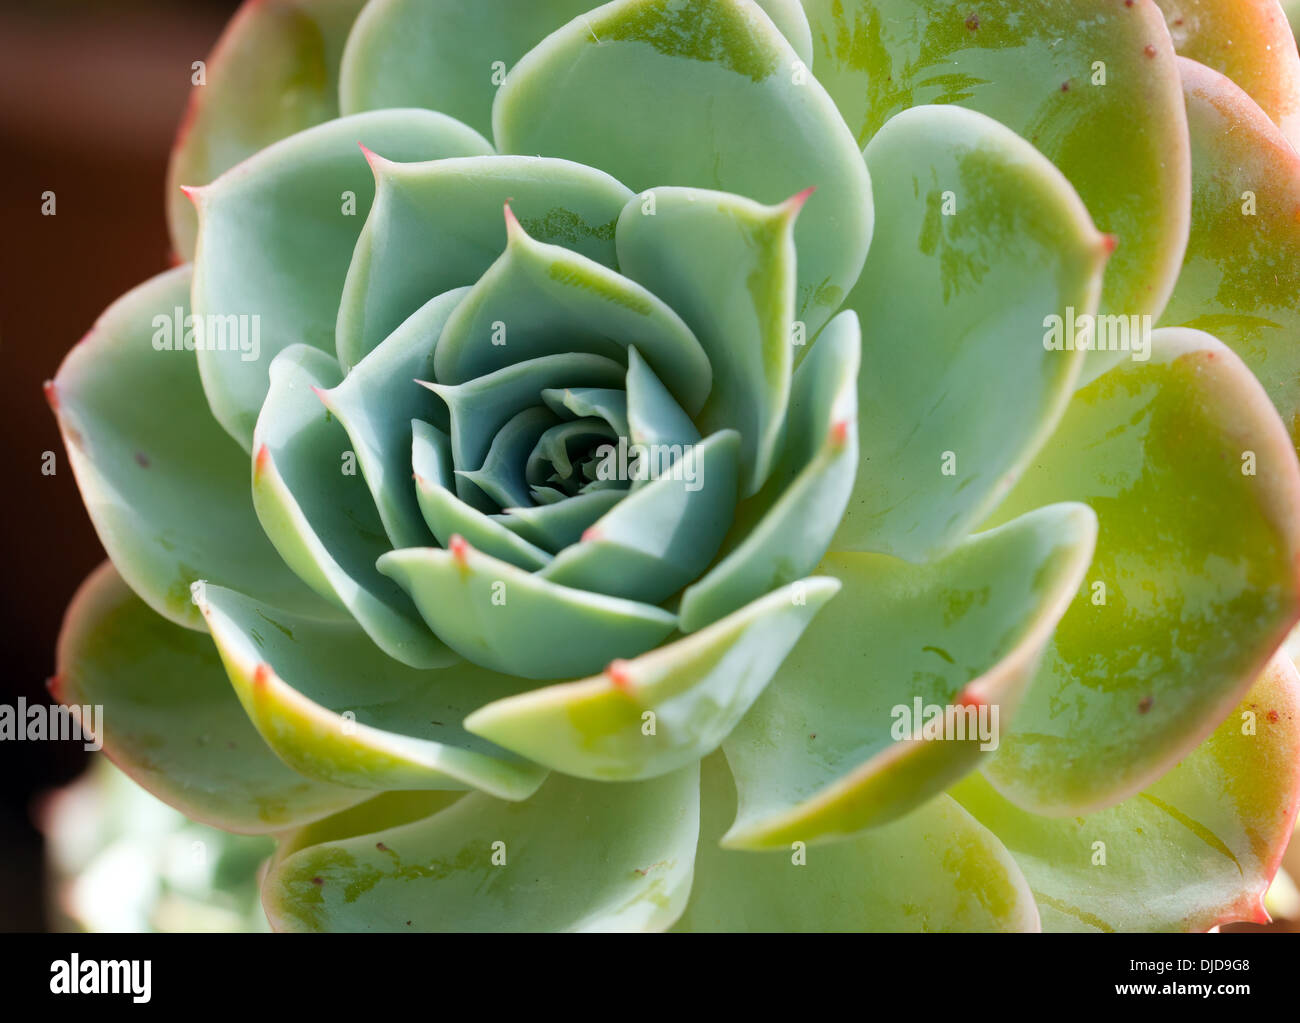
[
  {"left": 465, "top": 578, "right": 839, "bottom": 780},
  {"left": 800, "top": 0, "right": 1190, "bottom": 336},
  {"left": 54, "top": 563, "right": 362, "bottom": 834},
  {"left": 48, "top": 266, "right": 328, "bottom": 629},
  {"left": 720, "top": 503, "right": 1096, "bottom": 849},
  {"left": 616, "top": 187, "right": 800, "bottom": 494},
  {"left": 412, "top": 421, "right": 553, "bottom": 571},
  {"left": 672, "top": 753, "right": 1038, "bottom": 932},
  {"left": 537, "top": 431, "right": 742, "bottom": 604},
  {"left": 252, "top": 345, "right": 452, "bottom": 668},
  {"left": 377, "top": 542, "right": 678, "bottom": 680},
  {"left": 983, "top": 327, "right": 1300, "bottom": 813},
  {"left": 832, "top": 104, "right": 1110, "bottom": 561},
  {"left": 678, "top": 309, "right": 858, "bottom": 631},
  {"left": 954, "top": 652, "right": 1300, "bottom": 932},
  {"left": 427, "top": 353, "right": 625, "bottom": 511},
  {"left": 191, "top": 109, "right": 492, "bottom": 448},
  {"left": 319, "top": 288, "right": 468, "bottom": 549},
  {"left": 491, "top": 490, "right": 624, "bottom": 552},
  {"left": 265, "top": 766, "right": 700, "bottom": 932},
  {"left": 166, "top": 0, "right": 368, "bottom": 259},
  {"left": 433, "top": 209, "right": 711, "bottom": 415},
  {"left": 624, "top": 347, "right": 702, "bottom": 464},
  {"left": 1155, "top": 0, "right": 1300, "bottom": 149},
  {"left": 1161, "top": 59, "right": 1300, "bottom": 457},
  {"left": 195, "top": 583, "right": 546, "bottom": 800},
  {"left": 337, "top": 155, "right": 633, "bottom": 368},
  {"left": 494, "top": 0, "right": 873, "bottom": 337},
  {"left": 338, "top": 0, "right": 605, "bottom": 137}
]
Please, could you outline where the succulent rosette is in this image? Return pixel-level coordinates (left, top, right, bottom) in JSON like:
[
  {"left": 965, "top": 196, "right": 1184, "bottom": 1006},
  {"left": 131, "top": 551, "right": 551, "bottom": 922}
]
[{"left": 46, "top": 0, "right": 1300, "bottom": 932}]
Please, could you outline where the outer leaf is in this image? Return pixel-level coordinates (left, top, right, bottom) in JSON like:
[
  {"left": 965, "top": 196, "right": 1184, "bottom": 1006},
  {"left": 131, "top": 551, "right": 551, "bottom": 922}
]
[
  {"left": 464, "top": 578, "right": 839, "bottom": 780},
  {"left": 1161, "top": 59, "right": 1300, "bottom": 457},
  {"left": 195, "top": 584, "right": 546, "bottom": 800},
  {"left": 1155, "top": 0, "right": 1300, "bottom": 149},
  {"left": 832, "top": 105, "right": 1110, "bottom": 561},
  {"left": 984, "top": 328, "right": 1300, "bottom": 813},
  {"left": 166, "top": 0, "right": 367, "bottom": 259},
  {"left": 320, "top": 288, "right": 468, "bottom": 549},
  {"left": 54, "top": 564, "right": 362, "bottom": 834},
  {"left": 673, "top": 753, "right": 1039, "bottom": 932},
  {"left": 537, "top": 431, "right": 742, "bottom": 604},
  {"left": 337, "top": 155, "right": 633, "bottom": 368},
  {"left": 616, "top": 187, "right": 801, "bottom": 494},
  {"left": 338, "top": 0, "right": 603, "bottom": 137},
  {"left": 800, "top": 0, "right": 1190, "bottom": 338},
  {"left": 377, "top": 542, "right": 678, "bottom": 680},
  {"left": 678, "top": 309, "right": 858, "bottom": 631},
  {"left": 265, "top": 766, "right": 700, "bottom": 932},
  {"left": 253, "top": 345, "right": 452, "bottom": 669},
  {"left": 721, "top": 503, "right": 1096, "bottom": 849},
  {"left": 48, "top": 266, "right": 327, "bottom": 629},
  {"left": 433, "top": 208, "right": 712, "bottom": 415},
  {"left": 190, "top": 110, "right": 492, "bottom": 448},
  {"left": 954, "top": 652, "right": 1300, "bottom": 932},
  {"left": 494, "top": 0, "right": 873, "bottom": 337}
]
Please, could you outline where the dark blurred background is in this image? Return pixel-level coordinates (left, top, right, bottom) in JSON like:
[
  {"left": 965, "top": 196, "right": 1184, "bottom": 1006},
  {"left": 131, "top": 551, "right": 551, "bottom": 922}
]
[{"left": 0, "top": 0, "right": 243, "bottom": 931}]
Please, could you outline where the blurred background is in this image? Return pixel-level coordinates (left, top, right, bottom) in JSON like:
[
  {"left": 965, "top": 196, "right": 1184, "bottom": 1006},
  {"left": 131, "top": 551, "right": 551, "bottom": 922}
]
[{"left": 0, "top": 0, "right": 245, "bottom": 931}]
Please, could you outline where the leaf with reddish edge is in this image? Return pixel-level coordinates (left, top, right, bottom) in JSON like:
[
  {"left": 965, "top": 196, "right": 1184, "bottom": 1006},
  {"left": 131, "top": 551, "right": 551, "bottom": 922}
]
[
  {"left": 799, "top": 0, "right": 1189, "bottom": 352},
  {"left": 954, "top": 652, "right": 1300, "bottom": 932},
  {"left": 167, "top": 0, "right": 369, "bottom": 260},
  {"left": 1154, "top": 0, "right": 1300, "bottom": 150},
  {"left": 983, "top": 328, "right": 1300, "bottom": 815},
  {"left": 54, "top": 563, "right": 364, "bottom": 834},
  {"left": 1161, "top": 58, "right": 1300, "bottom": 456}
]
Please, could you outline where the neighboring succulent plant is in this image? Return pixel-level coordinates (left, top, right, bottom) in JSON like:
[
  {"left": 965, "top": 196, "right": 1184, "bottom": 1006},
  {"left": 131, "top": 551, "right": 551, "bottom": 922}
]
[
  {"left": 45, "top": 0, "right": 1300, "bottom": 931},
  {"left": 41, "top": 760, "right": 272, "bottom": 933}
]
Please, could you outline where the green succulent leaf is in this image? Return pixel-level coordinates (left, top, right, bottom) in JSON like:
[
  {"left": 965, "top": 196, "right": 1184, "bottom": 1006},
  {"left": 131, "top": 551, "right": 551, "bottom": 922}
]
[
  {"left": 338, "top": 0, "right": 604, "bottom": 138},
  {"left": 721, "top": 503, "right": 1096, "bottom": 849},
  {"left": 832, "top": 104, "right": 1110, "bottom": 561},
  {"left": 48, "top": 266, "right": 328, "bottom": 630},
  {"left": 616, "top": 187, "right": 800, "bottom": 494},
  {"left": 319, "top": 288, "right": 469, "bottom": 550},
  {"left": 954, "top": 652, "right": 1300, "bottom": 932},
  {"left": 494, "top": 0, "right": 873, "bottom": 337},
  {"left": 191, "top": 109, "right": 492, "bottom": 449},
  {"left": 377, "top": 542, "right": 679, "bottom": 680},
  {"left": 491, "top": 490, "right": 625, "bottom": 552},
  {"left": 464, "top": 577, "right": 839, "bottom": 780},
  {"left": 166, "top": 0, "right": 368, "bottom": 259},
  {"left": 673, "top": 753, "right": 1039, "bottom": 931},
  {"left": 337, "top": 155, "right": 633, "bottom": 368},
  {"left": 1161, "top": 59, "right": 1300, "bottom": 458},
  {"left": 624, "top": 347, "right": 702, "bottom": 468},
  {"left": 678, "top": 309, "right": 858, "bottom": 631},
  {"left": 412, "top": 422, "right": 555, "bottom": 572},
  {"left": 265, "top": 766, "right": 700, "bottom": 932},
  {"left": 426, "top": 353, "right": 626, "bottom": 512},
  {"left": 800, "top": 0, "right": 1190, "bottom": 341},
  {"left": 55, "top": 564, "right": 363, "bottom": 834},
  {"left": 537, "top": 430, "right": 742, "bottom": 604},
  {"left": 195, "top": 583, "right": 547, "bottom": 800},
  {"left": 252, "top": 345, "right": 452, "bottom": 669},
  {"left": 984, "top": 327, "right": 1300, "bottom": 813},
  {"left": 1154, "top": 0, "right": 1300, "bottom": 149},
  {"left": 433, "top": 209, "right": 712, "bottom": 415}
]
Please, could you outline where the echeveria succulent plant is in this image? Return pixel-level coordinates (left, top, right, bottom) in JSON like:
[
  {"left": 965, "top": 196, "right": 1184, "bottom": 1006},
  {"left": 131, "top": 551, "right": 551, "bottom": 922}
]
[{"left": 47, "top": 0, "right": 1300, "bottom": 932}]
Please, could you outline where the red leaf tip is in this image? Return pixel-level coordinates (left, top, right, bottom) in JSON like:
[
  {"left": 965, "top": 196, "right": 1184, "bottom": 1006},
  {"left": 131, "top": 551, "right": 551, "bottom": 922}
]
[
  {"left": 607, "top": 659, "right": 635, "bottom": 693},
  {"left": 449, "top": 534, "right": 470, "bottom": 564},
  {"left": 254, "top": 444, "right": 271, "bottom": 479},
  {"left": 1100, "top": 233, "right": 1118, "bottom": 255},
  {"left": 43, "top": 380, "right": 58, "bottom": 412}
]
